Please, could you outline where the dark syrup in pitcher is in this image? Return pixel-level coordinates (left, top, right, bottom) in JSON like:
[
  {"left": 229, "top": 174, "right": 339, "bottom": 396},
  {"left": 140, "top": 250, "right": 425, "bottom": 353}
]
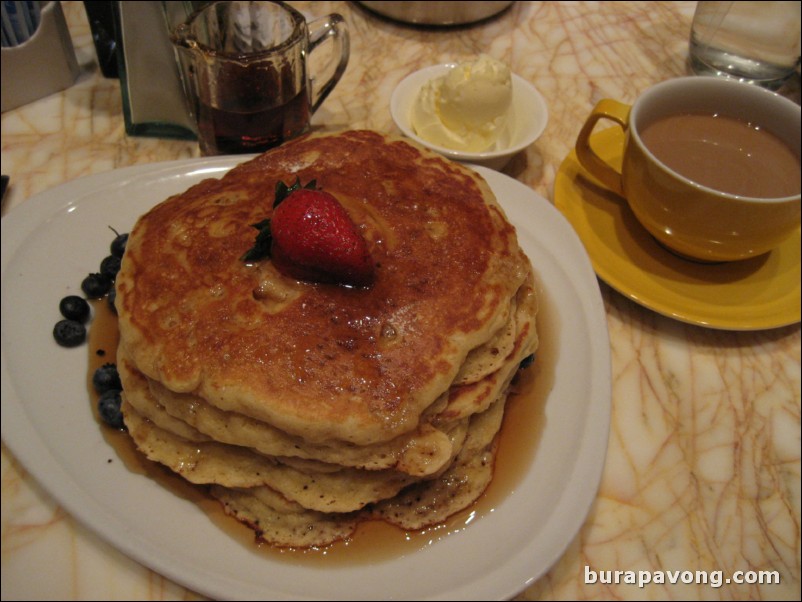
[{"left": 197, "top": 88, "right": 311, "bottom": 155}]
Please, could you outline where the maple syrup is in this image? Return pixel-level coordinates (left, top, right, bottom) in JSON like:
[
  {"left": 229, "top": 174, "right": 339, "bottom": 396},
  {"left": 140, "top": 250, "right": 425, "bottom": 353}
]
[
  {"left": 196, "top": 88, "right": 311, "bottom": 155},
  {"left": 86, "top": 273, "right": 557, "bottom": 564}
]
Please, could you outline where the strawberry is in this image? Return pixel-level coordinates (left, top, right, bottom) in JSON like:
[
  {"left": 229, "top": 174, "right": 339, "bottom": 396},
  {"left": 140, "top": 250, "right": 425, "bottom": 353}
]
[{"left": 265, "top": 188, "right": 375, "bottom": 287}]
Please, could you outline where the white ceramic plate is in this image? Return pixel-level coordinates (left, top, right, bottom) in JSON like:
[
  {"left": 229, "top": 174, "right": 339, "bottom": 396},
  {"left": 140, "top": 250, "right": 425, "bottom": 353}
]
[{"left": 1, "top": 158, "right": 610, "bottom": 601}]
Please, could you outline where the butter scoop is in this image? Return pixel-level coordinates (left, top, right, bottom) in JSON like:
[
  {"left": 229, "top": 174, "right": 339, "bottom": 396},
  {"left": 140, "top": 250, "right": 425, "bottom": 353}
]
[{"left": 411, "top": 55, "right": 513, "bottom": 153}]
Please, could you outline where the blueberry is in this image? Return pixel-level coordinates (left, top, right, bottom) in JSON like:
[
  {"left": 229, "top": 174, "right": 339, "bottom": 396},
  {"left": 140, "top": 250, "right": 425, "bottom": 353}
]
[
  {"left": 92, "top": 363, "right": 121, "bottom": 394},
  {"left": 100, "top": 255, "right": 122, "bottom": 280},
  {"left": 110, "top": 232, "right": 129, "bottom": 258},
  {"left": 81, "top": 272, "right": 112, "bottom": 298},
  {"left": 97, "top": 389, "right": 125, "bottom": 429},
  {"left": 53, "top": 319, "right": 86, "bottom": 347},
  {"left": 59, "top": 295, "right": 90, "bottom": 322}
]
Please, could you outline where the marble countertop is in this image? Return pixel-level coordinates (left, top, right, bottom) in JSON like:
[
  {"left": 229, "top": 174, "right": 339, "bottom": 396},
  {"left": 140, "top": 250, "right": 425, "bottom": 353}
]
[{"left": 2, "top": 1, "right": 800, "bottom": 599}]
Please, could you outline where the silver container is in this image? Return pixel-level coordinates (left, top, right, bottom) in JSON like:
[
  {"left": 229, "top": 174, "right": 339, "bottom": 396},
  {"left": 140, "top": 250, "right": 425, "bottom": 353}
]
[{"left": 358, "top": 1, "right": 515, "bottom": 26}]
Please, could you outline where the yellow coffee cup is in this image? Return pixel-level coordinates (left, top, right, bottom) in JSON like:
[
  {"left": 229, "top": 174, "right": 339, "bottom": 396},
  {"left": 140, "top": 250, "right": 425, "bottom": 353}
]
[{"left": 575, "top": 77, "right": 801, "bottom": 262}]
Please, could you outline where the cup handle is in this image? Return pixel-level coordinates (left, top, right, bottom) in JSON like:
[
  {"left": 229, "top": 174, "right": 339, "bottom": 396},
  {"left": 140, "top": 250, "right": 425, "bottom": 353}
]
[
  {"left": 307, "top": 14, "right": 350, "bottom": 114},
  {"left": 574, "top": 99, "right": 631, "bottom": 197}
]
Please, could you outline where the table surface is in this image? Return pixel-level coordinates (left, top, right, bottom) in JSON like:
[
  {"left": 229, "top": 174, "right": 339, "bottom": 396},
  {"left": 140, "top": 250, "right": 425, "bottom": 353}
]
[{"left": 2, "top": 2, "right": 800, "bottom": 600}]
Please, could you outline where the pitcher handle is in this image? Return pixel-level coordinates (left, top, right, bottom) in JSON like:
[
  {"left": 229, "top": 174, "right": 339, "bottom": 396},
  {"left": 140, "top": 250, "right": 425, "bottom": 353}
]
[
  {"left": 575, "top": 99, "right": 631, "bottom": 197},
  {"left": 307, "top": 14, "right": 350, "bottom": 114}
]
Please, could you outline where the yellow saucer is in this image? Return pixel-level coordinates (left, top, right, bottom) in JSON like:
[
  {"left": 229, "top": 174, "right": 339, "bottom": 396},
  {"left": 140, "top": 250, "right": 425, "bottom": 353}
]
[{"left": 554, "top": 127, "right": 801, "bottom": 330}]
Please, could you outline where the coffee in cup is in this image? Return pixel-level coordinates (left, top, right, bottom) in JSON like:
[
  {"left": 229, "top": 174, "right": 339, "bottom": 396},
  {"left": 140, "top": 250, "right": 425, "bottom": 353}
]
[{"left": 575, "top": 76, "right": 801, "bottom": 262}]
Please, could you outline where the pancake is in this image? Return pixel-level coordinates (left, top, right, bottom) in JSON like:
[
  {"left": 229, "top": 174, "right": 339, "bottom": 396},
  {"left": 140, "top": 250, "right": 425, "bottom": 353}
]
[
  {"left": 114, "top": 129, "right": 539, "bottom": 547},
  {"left": 117, "top": 272, "right": 534, "bottom": 477},
  {"left": 120, "top": 345, "right": 463, "bottom": 476},
  {"left": 209, "top": 484, "right": 359, "bottom": 548},
  {"left": 208, "top": 392, "right": 509, "bottom": 547},
  {"left": 116, "top": 130, "right": 530, "bottom": 446},
  {"left": 122, "top": 401, "right": 420, "bottom": 512}
]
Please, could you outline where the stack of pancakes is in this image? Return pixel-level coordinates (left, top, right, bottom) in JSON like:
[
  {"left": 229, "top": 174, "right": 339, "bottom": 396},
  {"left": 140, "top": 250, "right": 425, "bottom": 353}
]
[{"left": 115, "top": 130, "right": 538, "bottom": 547}]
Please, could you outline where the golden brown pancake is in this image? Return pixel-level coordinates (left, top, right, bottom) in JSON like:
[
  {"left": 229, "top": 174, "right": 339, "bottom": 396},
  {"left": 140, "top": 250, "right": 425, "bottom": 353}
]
[
  {"left": 207, "top": 393, "right": 508, "bottom": 547},
  {"left": 117, "top": 272, "right": 534, "bottom": 477},
  {"left": 116, "top": 130, "right": 530, "bottom": 446},
  {"left": 115, "top": 130, "right": 538, "bottom": 547}
]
